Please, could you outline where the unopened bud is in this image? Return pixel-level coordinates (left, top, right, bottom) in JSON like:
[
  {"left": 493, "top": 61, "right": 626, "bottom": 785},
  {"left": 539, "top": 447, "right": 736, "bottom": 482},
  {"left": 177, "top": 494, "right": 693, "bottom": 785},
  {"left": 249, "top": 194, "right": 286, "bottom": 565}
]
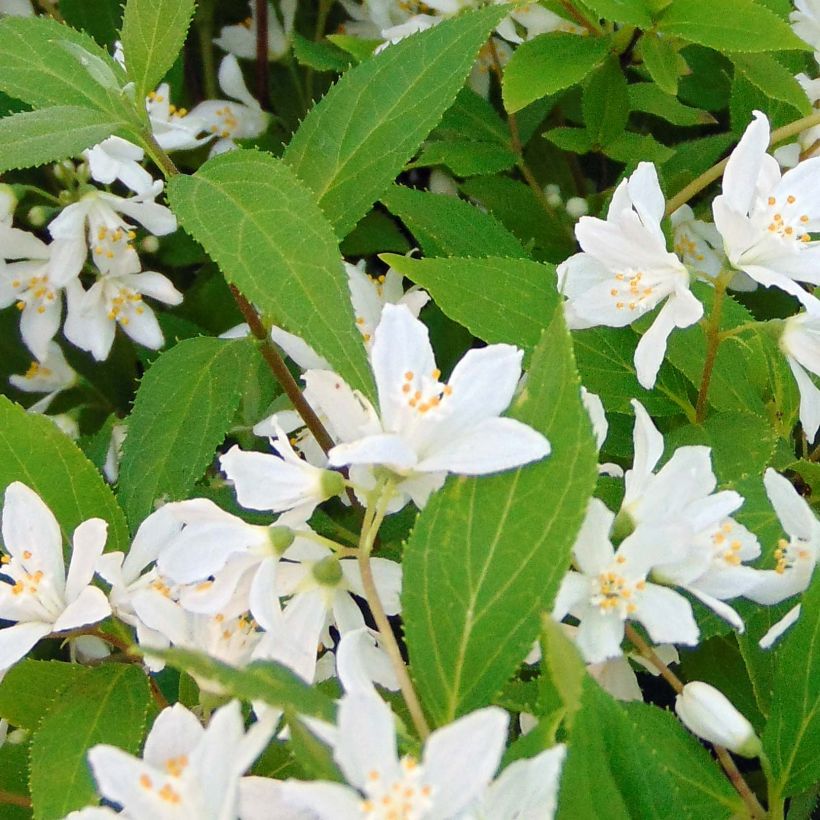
[
  {"left": 544, "top": 183, "right": 562, "bottom": 208},
  {"left": 566, "top": 196, "right": 589, "bottom": 219},
  {"left": 312, "top": 554, "right": 343, "bottom": 587},
  {"left": 140, "top": 235, "right": 160, "bottom": 253},
  {"left": 675, "top": 682, "right": 761, "bottom": 758},
  {"left": 27, "top": 206, "right": 49, "bottom": 227},
  {"left": 268, "top": 525, "right": 295, "bottom": 555},
  {"left": 320, "top": 468, "right": 345, "bottom": 500},
  {"left": 52, "top": 160, "right": 75, "bottom": 184},
  {"left": 0, "top": 184, "right": 17, "bottom": 219}
]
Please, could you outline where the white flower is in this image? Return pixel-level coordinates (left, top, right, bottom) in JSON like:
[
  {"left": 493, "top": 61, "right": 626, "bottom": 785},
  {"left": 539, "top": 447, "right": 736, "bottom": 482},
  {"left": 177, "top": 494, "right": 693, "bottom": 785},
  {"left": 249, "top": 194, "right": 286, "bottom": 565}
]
[
  {"left": 746, "top": 469, "right": 820, "bottom": 647},
  {"left": 48, "top": 181, "right": 177, "bottom": 278},
  {"left": 712, "top": 110, "right": 820, "bottom": 308},
  {"left": 214, "top": 0, "right": 297, "bottom": 61},
  {"left": 780, "top": 309, "right": 820, "bottom": 442},
  {"left": 553, "top": 498, "right": 699, "bottom": 664},
  {"left": 0, "top": 0, "right": 33, "bottom": 15},
  {"left": 280, "top": 691, "right": 509, "bottom": 820},
  {"left": 9, "top": 341, "right": 77, "bottom": 414},
  {"left": 64, "top": 267, "right": 182, "bottom": 360},
  {"left": 557, "top": 162, "right": 702, "bottom": 388},
  {"left": 0, "top": 184, "right": 16, "bottom": 221},
  {"left": 495, "top": 1, "right": 584, "bottom": 43},
  {"left": 675, "top": 682, "right": 761, "bottom": 757},
  {"left": 791, "top": 0, "right": 820, "bottom": 59},
  {"left": 0, "top": 483, "right": 111, "bottom": 677},
  {"left": 327, "top": 303, "right": 550, "bottom": 508},
  {"left": 187, "top": 55, "right": 269, "bottom": 156},
  {"left": 146, "top": 84, "right": 210, "bottom": 153},
  {"left": 220, "top": 424, "right": 346, "bottom": 518},
  {"left": 80, "top": 701, "right": 273, "bottom": 819},
  {"left": 103, "top": 423, "right": 128, "bottom": 484},
  {"left": 84, "top": 136, "right": 154, "bottom": 196}
]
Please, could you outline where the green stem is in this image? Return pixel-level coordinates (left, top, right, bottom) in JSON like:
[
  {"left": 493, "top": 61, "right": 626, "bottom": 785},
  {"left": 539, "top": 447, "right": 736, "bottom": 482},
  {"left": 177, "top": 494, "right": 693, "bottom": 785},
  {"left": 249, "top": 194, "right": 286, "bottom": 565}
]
[
  {"left": 196, "top": 0, "right": 219, "bottom": 100},
  {"left": 358, "top": 480, "right": 431, "bottom": 741},
  {"left": 665, "top": 110, "right": 820, "bottom": 216},
  {"left": 695, "top": 273, "right": 732, "bottom": 423},
  {"left": 306, "top": 0, "right": 333, "bottom": 101},
  {"left": 140, "top": 131, "right": 180, "bottom": 179}
]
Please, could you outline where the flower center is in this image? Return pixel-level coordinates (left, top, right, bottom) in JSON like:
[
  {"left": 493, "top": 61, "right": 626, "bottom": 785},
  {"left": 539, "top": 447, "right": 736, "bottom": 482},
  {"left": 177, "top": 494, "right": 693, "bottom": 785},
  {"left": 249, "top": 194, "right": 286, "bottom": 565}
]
[
  {"left": 590, "top": 559, "right": 644, "bottom": 617},
  {"left": 106, "top": 286, "right": 145, "bottom": 326},
  {"left": 93, "top": 224, "right": 137, "bottom": 262},
  {"left": 210, "top": 105, "right": 240, "bottom": 139},
  {"left": 359, "top": 757, "right": 434, "bottom": 820},
  {"left": 710, "top": 521, "right": 743, "bottom": 566},
  {"left": 400, "top": 368, "right": 450, "bottom": 415},
  {"left": 13, "top": 274, "right": 56, "bottom": 315},
  {"left": 763, "top": 195, "right": 811, "bottom": 243},
  {"left": 774, "top": 538, "right": 813, "bottom": 574},
  {"left": 608, "top": 269, "right": 658, "bottom": 313}
]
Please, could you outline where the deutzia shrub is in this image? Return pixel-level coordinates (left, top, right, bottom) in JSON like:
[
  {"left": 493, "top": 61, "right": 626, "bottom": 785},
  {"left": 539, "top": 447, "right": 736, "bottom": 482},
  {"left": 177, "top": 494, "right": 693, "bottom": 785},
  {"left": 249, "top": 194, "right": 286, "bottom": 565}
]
[{"left": 4, "top": 1, "right": 820, "bottom": 818}]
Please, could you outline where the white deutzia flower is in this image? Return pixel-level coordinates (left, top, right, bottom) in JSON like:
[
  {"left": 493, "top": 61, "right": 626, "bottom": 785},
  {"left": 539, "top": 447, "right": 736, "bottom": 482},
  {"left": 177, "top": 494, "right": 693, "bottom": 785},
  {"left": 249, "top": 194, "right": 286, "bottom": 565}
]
[
  {"left": 279, "top": 691, "right": 509, "bottom": 820},
  {"left": 73, "top": 701, "right": 274, "bottom": 820},
  {"left": 0, "top": 225, "right": 84, "bottom": 360},
  {"left": 557, "top": 162, "right": 702, "bottom": 389},
  {"left": 779, "top": 309, "right": 820, "bottom": 442},
  {"left": 0, "top": 482, "right": 111, "bottom": 677},
  {"left": 327, "top": 303, "right": 551, "bottom": 510},
  {"left": 187, "top": 55, "right": 269, "bottom": 156},
  {"left": 9, "top": 341, "right": 77, "bottom": 414},
  {"left": 581, "top": 386, "right": 623, "bottom": 478},
  {"left": 0, "top": 0, "right": 33, "bottom": 15},
  {"left": 746, "top": 468, "right": 820, "bottom": 648},
  {"left": 48, "top": 180, "right": 177, "bottom": 278},
  {"left": 214, "top": 0, "right": 297, "bottom": 61},
  {"left": 791, "top": 0, "right": 820, "bottom": 58},
  {"left": 146, "top": 84, "right": 210, "bottom": 153},
  {"left": 84, "top": 136, "right": 155, "bottom": 196},
  {"left": 63, "top": 266, "right": 183, "bottom": 360},
  {"left": 103, "top": 423, "right": 128, "bottom": 484},
  {"left": 494, "top": 1, "right": 584, "bottom": 42},
  {"left": 675, "top": 682, "right": 761, "bottom": 758},
  {"left": 220, "top": 424, "right": 346, "bottom": 518},
  {"left": 0, "top": 184, "right": 16, "bottom": 222},
  {"left": 552, "top": 498, "right": 699, "bottom": 664},
  {"left": 712, "top": 110, "right": 820, "bottom": 308}
]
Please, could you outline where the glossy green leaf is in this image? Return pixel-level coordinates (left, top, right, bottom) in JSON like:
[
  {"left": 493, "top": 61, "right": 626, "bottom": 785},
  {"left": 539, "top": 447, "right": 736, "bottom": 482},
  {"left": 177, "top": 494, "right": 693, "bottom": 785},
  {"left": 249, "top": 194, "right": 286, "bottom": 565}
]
[
  {"left": 121, "top": 0, "right": 196, "bottom": 97},
  {"left": 0, "top": 396, "right": 129, "bottom": 552},
  {"left": 61, "top": 0, "right": 123, "bottom": 48},
  {"left": 0, "top": 660, "right": 85, "bottom": 730},
  {"left": 408, "top": 140, "right": 517, "bottom": 176},
  {"left": 730, "top": 52, "right": 812, "bottom": 115},
  {"left": 583, "top": 0, "right": 653, "bottom": 25},
  {"left": 380, "top": 185, "right": 528, "bottom": 258},
  {"left": 503, "top": 32, "right": 612, "bottom": 113},
  {"left": 284, "top": 6, "right": 506, "bottom": 237},
  {"left": 0, "top": 106, "right": 126, "bottom": 173},
  {"left": 402, "top": 305, "right": 598, "bottom": 724},
  {"left": 583, "top": 56, "right": 629, "bottom": 147},
  {"left": 118, "top": 336, "right": 261, "bottom": 527},
  {"left": 167, "top": 150, "right": 374, "bottom": 399},
  {"left": 29, "top": 665, "right": 150, "bottom": 819},
  {"left": 628, "top": 83, "right": 716, "bottom": 125},
  {"left": 641, "top": 31, "right": 680, "bottom": 95},
  {"left": 658, "top": 0, "right": 809, "bottom": 51}
]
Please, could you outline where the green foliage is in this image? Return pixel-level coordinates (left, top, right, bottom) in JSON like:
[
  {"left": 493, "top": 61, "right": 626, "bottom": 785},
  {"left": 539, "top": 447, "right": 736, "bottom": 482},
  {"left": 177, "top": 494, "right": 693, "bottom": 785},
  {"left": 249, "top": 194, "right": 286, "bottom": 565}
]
[
  {"left": 583, "top": 56, "right": 629, "bottom": 148},
  {"left": 120, "top": 0, "right": 196, "bottom": 98},
  {"left": 167, "top": 150, "right": 374, "bottom": 399},
  {"left": 159, "top": 649, "right": 337, "bottom": 721},
  {"left": 0, "top": 397, "right": 129, "bottom": 552},
  {"left": 408, "top": 140, "right": 517, "bottom": 176},
  {"left": 657, "top": 0, "right": 810, "bottom": 52},
  {"left": 402, "top": 306, "right": 597, "bottom": 724},
  {"left": 60, "top": 0, "right": 124, "bottom": 48},
  {"left": 383, "top": 255, "right": 557, "bottom": 364},
  {"left": 0, "top": 16, "right": 129, "bottom": 115},
  {"left": 502, "top": 32, "right": 612, "bottom": 113},
  {"left": 283, "top": 6, "right": 506, "bottom": 237},
  {"left": 0, "top": 660, "right": 85, "bottom": 730},
  {"left": 582, "top": 0, "right": 653, "bottom": 26},
  {"left": 628, "top": 84, "right": 715, "bottom": 126},
  {"left": 763, "top": 577, "right": 820, "bottom": 799},
  {"left": 640, "top": 32, "right": 680, "bottom": 95},
  {"left": 29, "top": 665, "right": 150, "bottom": 819},
  {"left": 730, "top": 52, "right": 811, "bottom": 115},
  {"left": 0, "top": 107, "right": 126, "bottom": 173},
  {"left": 380, "top": 185, "right": 528, "bottom": 258},
  {"left": 117, "top": 336, "right": 262, "bottom": 527}
]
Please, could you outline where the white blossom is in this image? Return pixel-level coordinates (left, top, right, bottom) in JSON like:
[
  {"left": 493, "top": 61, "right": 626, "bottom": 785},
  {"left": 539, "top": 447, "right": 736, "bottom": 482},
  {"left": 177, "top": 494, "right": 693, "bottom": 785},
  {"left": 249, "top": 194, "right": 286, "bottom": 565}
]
[
  {"left": 9, "top": 341, "right": 77, "bottom": 414},
  {"left": 779, "top": 309, "right": 820, "bottom": 442},
  {"left": 791, "top": 0, "right": 820, "bottom": 59},
  {"left": 214, "top": 0, "right": 297, "bottom": 61}
]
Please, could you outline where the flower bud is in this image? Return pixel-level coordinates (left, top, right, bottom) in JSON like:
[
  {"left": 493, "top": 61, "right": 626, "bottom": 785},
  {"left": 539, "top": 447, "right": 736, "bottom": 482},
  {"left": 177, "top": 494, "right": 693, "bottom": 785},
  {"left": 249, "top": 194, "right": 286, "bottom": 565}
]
[
  {"left": 267, "top": 525, "right": 295, "bottom": 556},
  {"left": 312, "top": 554, "right": 343, "bottom": 587},
  {"left": 320, "top": 468, "right": 346, "bottom": 500},
  {"left": 27, "top": 206, "right": 49, "bottom": 227},
  {"left": 675, "top": 682, "right": 761, "bottom": 758},
  {"left": 566, "top": 196, "right": 589, "bottom": 219},
  {"left": 544, "top": 184, "right": 562, "bottom": 208},
  {"left": 140, "top": 235, "right": 160, "bottom": 254},
  {"left": 0, "top": 183, "right": 17, "bottom": 219}
]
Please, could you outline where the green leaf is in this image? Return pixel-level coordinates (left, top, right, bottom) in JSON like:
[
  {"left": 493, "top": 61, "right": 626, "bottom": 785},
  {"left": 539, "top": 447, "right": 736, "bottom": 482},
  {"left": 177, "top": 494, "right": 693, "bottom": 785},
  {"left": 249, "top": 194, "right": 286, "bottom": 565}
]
[
  {"left": 538, "top": 616, "right": 586, "bottom": 728},
  {"left": 167, "top": 150, "right": 374, "bottom": 400},
  {"left": 285, "top": 713, "right": 343, "bottom": 782},
  {"left": 730, "top": 52, "right": 811, "bottom": 115},
  {"left": 382, "top": 255, "right": 557, "bottom": 364},
  {"left": 339, "top": 210, "right": 411, "bottom": 257},
  {"left": 408, "top": 140, "right": 517, "bottom": 176},
  {"left": 120, "top": 0, "right": 196, "bottom": 97},
  {"left": 61, "top": 0, "right": 124, "bottom": 48},
  {"left": 402, "top": 305, "right": 598, "bottom": 724},
  {"left": 583, "top": 56, "right": 629, "bottom": 147},
  {"left": 544, "top": 126, "right": 595, "bottom": 154},
  {"left": 602, "top": 130, "right": 674, "bottom": 165},
  {"left": 380, "top": 185, "right": 528, "bottom": 258},
  {"left": 0, "top": 660, "right": 85, "bottom": 730},
  {"left": 284, "top": 6, "right": 507, "bottom": 237},
  {"left": 640, "top": 31, "right": 680, "bottom": 95},
  {"left": 292, "top": 32, "right": 352, "bottom": 73},
  {"left": 583, "top": 0, "right": 653, "bottom": 25},
  {"left": 117, "top": 337, "right": 259, "bottom": 527},
  {"left": 0, "top": 16, "right": 127, "bottom": 115},
  {"left": 763, "top": 576, "right": 820, "bottom": 798},
  {"left": 503, "top": 32, "right": 612, "bottom": 113},
  {"left": 628, "top": 83, "right": 716, "bottom": 126},
  {"left": 658, "top": 0, "right": 809, "bottom": 51},
  {"left": 159, "top": 649, "right": 337, "bottom": 721},
  {"left": 29, "top": 665, "right": 150, "bottom": 819},
  {"left": 0, "top": 106, "right": 125, "bottom": 173},
  {"left": 0, "top": 396, "right": 129, "bottom": 552},
  {"left": 434, "top": 87, "right": 509, "bottom": 146}
]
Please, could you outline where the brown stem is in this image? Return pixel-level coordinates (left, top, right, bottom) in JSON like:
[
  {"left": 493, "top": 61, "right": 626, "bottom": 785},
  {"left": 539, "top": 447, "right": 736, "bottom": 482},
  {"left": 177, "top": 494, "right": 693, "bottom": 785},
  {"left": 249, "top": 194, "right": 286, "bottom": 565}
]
[
  {"left": 554, "top": 0, "right": 600, "bottom": 33},
  {"left": 358, "top": 485, "right": 431, "bottom": 740},
  {"left": 255, "top": 0, "right": 271, "bottom": 110},
  {"left": 665, "top": 110, "right": 820, "bottom": 216},
  {"left": 229, "top": 286, "right": 337, "bottom": 456},
  {"left": 149, "top": 676, "right": 171, "bottom": 710},
  {"left": 695, "top": 276, "right": 728, "bottom": 423},
  {"left": 196, "top": 0, "right": 218, "bottom": 101},
  {"left": 0, "top": 790, "right": 31, "bottom": 809},
  {"left": 625, "top": 624, "right": 767, "bottom": 819}
]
